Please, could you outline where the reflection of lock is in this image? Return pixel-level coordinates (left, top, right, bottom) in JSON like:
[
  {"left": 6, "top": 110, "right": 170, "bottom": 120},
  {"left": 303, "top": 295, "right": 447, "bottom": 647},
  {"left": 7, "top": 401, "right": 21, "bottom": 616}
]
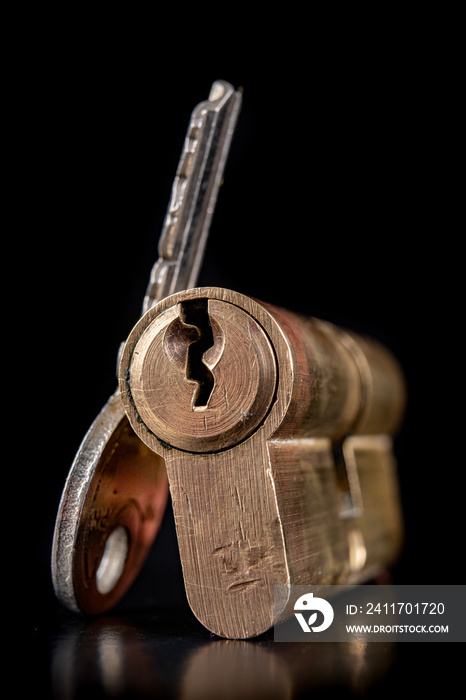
[{"left": 119, "top": 286, "right": 406, "bottom": 639}]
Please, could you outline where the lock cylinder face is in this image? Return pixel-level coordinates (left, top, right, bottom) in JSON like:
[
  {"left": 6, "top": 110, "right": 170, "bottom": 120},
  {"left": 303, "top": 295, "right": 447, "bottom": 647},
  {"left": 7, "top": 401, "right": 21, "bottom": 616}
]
[{"left": 124, "top": 296, "right": 278, "bottom": 453}]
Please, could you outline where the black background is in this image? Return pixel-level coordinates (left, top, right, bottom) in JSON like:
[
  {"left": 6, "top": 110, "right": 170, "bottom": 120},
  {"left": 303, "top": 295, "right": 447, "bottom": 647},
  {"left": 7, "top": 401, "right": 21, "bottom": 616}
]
[{"left": 11, "top": 14, "right": 463, "bottom": 699}]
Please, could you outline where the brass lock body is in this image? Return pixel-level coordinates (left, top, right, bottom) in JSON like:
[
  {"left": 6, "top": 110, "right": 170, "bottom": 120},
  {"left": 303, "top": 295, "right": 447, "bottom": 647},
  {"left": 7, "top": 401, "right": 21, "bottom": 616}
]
[{"left": 119, "top": 286, "right": 405, "bottom": 639}]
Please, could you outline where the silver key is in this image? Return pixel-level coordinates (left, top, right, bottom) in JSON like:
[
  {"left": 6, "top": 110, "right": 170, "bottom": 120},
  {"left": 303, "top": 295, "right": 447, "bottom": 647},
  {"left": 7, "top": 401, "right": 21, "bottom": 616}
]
[
  {"left": 143, "top": 80, "right": 242, "bottom": 314},
  {"left": 51, "top": 80, "right": 242, "bottom": 615}
]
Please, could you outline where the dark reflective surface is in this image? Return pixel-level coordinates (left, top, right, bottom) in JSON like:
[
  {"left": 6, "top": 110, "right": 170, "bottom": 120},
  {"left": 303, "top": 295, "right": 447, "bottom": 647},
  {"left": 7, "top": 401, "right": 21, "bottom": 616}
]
[
  {"left": 29, "top": 595, "right": 461, "bottom": 699},
  {"left": 33, "top": 604, "right": 398, "bottom": 699}
]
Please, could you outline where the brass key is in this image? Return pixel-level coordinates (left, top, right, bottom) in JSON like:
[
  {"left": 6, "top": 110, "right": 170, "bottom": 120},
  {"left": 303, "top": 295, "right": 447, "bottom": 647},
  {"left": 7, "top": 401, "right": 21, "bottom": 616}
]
[
  {"left": 51, "top": 81, "right": 242, "bottom": 614},
  {"left": 119, "top": 287, "right": 405, "bottom": 639}
]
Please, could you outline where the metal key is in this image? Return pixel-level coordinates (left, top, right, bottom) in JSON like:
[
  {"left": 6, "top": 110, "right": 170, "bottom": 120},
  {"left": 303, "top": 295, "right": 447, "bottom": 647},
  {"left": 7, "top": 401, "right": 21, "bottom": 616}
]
[{"left": 51, "top": 80, "right": 242, "bottom": 615}]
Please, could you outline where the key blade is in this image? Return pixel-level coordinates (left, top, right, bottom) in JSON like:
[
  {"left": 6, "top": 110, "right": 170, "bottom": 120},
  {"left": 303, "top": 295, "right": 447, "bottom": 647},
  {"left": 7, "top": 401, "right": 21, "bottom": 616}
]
[{"left": 142, "top": 80, "right": 242, "bottom": 314}]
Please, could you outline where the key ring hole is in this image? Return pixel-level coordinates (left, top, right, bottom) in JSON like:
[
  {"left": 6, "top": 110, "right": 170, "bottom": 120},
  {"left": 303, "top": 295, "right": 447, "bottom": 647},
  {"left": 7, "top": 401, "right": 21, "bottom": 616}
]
[{"left": 96, "top": 526, "right": 129, "bottom": 595}]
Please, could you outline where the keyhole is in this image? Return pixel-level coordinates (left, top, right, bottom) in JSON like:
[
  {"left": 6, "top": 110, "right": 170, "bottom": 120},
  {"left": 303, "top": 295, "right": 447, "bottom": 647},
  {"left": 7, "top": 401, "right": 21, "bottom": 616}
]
[
  {"left": 180, "top": 299, "right": 215, "bottom": 409},
  {"left": 164, "top": 298, "right": 224, "bottom": 410}
]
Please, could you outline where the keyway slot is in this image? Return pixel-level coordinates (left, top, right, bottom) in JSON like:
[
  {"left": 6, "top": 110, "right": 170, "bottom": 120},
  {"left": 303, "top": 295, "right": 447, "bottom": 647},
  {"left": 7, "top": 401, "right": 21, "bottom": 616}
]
[{"left": 180, "top": 299, "right": 215, "bottom": 409}]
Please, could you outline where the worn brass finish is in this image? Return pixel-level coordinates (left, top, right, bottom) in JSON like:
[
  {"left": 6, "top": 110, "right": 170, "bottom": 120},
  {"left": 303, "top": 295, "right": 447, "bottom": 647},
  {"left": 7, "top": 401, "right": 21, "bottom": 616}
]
[{"left": 119, "top": 287, "right": 405, "bottom": 639}]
